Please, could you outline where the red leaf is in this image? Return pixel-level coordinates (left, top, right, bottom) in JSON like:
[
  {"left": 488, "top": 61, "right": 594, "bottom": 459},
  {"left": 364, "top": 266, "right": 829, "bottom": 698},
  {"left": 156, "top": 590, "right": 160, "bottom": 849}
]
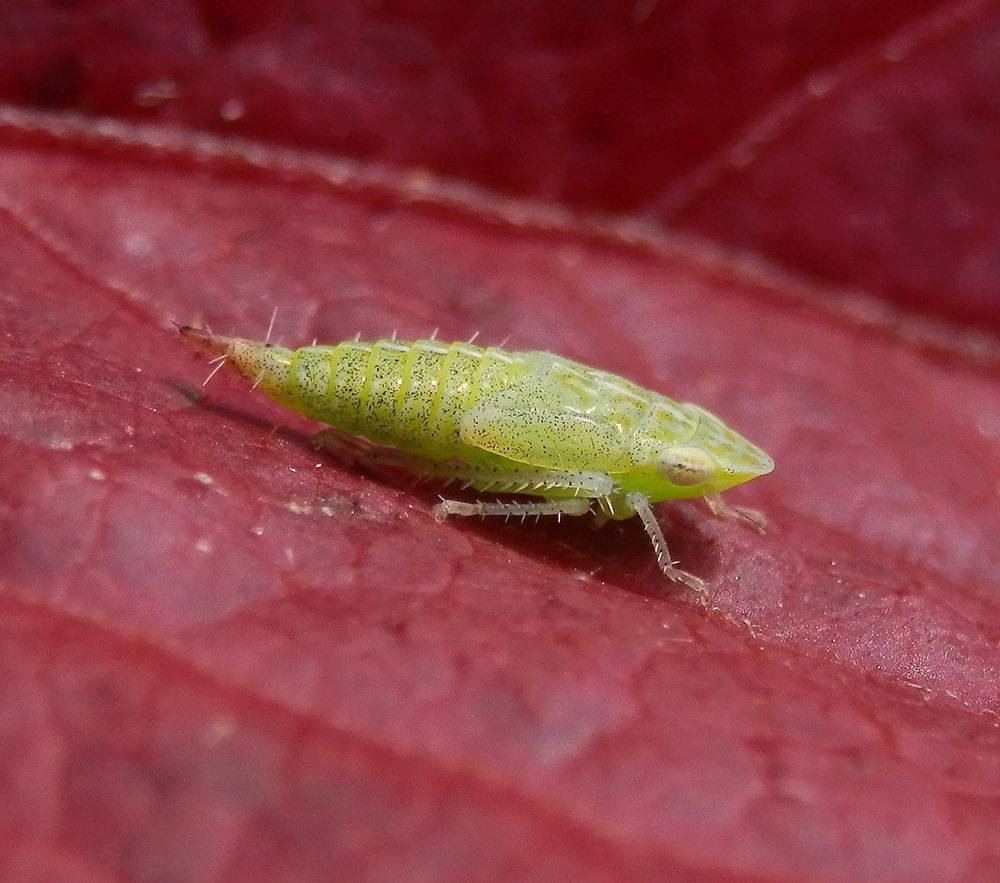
[
  {"left": 3, "top": 2, "right": 996, "bottom": 324},
  {"left": 2, "top": 5, "right": 1000, "bottom": 882}
]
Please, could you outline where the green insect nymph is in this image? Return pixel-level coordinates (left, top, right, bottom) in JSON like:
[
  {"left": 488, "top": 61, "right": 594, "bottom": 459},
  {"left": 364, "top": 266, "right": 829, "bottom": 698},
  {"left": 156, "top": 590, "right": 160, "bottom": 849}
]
[{"left": 180, "top": 326, "right": 773, "bottom": 592}]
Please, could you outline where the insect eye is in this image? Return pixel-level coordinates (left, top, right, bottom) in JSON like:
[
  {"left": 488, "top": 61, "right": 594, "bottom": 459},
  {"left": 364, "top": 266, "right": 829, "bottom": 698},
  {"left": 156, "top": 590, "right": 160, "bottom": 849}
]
[{"left": 657, "top": 447, "right": 716, "bottom": 486}]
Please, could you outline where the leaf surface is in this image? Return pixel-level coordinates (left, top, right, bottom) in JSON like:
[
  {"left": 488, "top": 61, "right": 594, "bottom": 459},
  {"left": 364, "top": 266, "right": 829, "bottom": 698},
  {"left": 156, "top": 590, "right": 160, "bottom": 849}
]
[{"left": 2, "top": 5, "right": 1000, "bottom": 882}]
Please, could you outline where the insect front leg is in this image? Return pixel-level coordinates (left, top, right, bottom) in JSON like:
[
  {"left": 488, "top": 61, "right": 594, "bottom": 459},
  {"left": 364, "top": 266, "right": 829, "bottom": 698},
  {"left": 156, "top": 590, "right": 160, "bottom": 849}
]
[
  {"left": 704, "top": 493, "right": 768, "bottom": 534},
  {"left": 625, "top": 491, "right": 707, "bottom": 594}
]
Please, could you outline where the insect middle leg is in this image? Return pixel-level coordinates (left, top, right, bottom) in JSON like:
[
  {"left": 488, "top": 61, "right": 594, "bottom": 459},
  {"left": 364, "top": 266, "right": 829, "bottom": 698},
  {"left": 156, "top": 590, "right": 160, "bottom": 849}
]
[{"left": 625, "top": 491, "right": 707, "bottom": 594}]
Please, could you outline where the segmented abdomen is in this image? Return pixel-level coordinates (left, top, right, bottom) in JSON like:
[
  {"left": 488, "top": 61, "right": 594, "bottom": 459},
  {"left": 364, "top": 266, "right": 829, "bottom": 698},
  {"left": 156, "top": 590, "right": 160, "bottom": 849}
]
[{"left": 284, "top": 339, "right": 533, "bottom": 456}]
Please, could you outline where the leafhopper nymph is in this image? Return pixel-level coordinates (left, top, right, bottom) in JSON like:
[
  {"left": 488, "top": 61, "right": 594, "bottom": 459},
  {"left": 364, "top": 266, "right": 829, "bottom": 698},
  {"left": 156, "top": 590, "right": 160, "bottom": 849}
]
[{"left": 180, "top": 326, "right": 773, "bottom": 592}]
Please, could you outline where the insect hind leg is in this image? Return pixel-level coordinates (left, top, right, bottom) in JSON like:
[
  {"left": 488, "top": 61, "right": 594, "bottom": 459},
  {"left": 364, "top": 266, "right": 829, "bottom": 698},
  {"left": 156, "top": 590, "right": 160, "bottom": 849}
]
[
  {"left": 461, "top": 468, "right": 614, "bottom": 497},
  {"left": 432, "top": 498, "right": 592, "bottom": 523},
  {"left": 431, "top": 467, "right": 611, "bottom": 522},
  {"left": 429, "top": 463, "right": 614, "bottom": 523},
  {"left": 314, "top": 428, "right": 611, "bottom": 525},
  {"left": 313, "top": 428, "right": 384, "bottom": 466},
  {"left": 313, "top": 429, "right": 446, "bottom": 480}
]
